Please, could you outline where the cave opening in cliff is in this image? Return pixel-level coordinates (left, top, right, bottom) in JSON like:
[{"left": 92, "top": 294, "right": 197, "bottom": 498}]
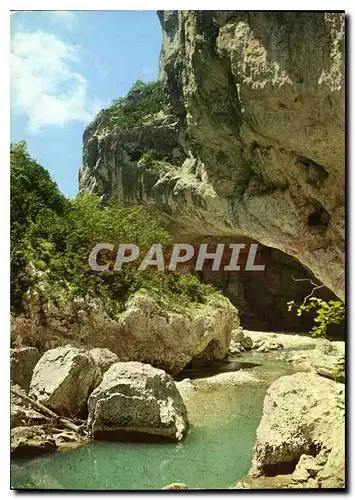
[{"left": 183, "top": 236, "right": 344, "bottom": 338}]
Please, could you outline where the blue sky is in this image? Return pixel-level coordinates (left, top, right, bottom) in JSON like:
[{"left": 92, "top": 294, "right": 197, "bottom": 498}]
[{"left": 11, "top": 10, "right": 162, "bottom": 197}]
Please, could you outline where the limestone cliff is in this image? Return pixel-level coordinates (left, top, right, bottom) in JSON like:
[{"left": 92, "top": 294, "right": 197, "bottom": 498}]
[
  {"left": 12, "top": 291, "right": 238, "bottom": 375},
  {"left": 79, "top": 11, "right": 345, "bottom": 300}
]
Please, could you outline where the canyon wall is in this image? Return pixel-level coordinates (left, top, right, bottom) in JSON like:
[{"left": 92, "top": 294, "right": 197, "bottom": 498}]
[{"left": 79, "top": 11, "right": 345, "bottom": 301}]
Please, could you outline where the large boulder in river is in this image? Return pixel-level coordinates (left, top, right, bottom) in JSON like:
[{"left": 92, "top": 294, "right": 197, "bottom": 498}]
[
  {"left": 116, "top": 293, "right": 238, "bottom": 374},
  {"left": 88, "top": 361, "right": 188, "bottom": 442},
  {"left": 252, "top": 372, "right": 345, "bottom": 488},
  {"left": 29, "top": 346, "right": 101, "bottom": 417},
  {"left": 11, "top": 347, "right": 40, "bottom": 391},
  {"left": 287, "top": 340, "right": 345, "bottom": 382},
  {"left": 311, "top": 342, "right": 345, "bottom": 382},
  {"left": 89, "top": 347, "right": 119, "bottom": 374}
]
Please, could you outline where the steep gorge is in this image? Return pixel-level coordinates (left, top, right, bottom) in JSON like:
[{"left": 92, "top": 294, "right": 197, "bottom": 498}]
[
  {"left": 11, "top": 11, "right": 346, "bottom": 489},
  {"left": 79, "top": 11, "right": 345, "bottom": 323}
]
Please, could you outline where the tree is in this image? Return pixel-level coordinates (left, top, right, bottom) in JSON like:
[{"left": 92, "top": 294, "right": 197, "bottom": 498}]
[
  {"left": 10, "top": 142, "right": 69, "bottom": 309},
  {"left": 101, "top": 80, "right": 166, "bottom": 131},
  {"left": 11, "top": 141, "right": 68, "bottom": 238},
  {"left": 287, "top": 277, "right": 345, "bottom": 337},
  {"left": 11, "top": 145, "right": 214, "bottom": 317}
]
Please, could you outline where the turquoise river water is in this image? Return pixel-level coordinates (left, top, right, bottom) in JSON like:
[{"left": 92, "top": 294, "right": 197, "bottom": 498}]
[{"left": 11, "top": 352, "right": 297, "bottom": 490}]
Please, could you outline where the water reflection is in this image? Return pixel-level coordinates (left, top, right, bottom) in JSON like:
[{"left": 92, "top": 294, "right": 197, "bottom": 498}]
[{"left": 175, "top": 357, "right": 262, "bottom": 381}]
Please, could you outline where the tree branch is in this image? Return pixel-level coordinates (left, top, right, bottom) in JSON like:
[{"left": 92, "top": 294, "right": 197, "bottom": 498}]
[
  {"left": 291, "top": 277, "right": 325, "bottom": 306},
  {"left": 11, "top": 387, "right": 82, "bottom": 434}
]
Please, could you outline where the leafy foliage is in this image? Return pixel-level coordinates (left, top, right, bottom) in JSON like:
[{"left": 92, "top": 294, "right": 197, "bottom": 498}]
[
  {"left": 11, "top": 142, "right": 215, "bottom": 317},
  {"left": 137, "top": 149, "right": 170, "bottom": 174},
  {"left": 11, "top": 141, "right": 69, "bottom": 238},
  {"left": 94, "top": 80, "right": 166, "bottom": 132},
  {"left": 287, "top": 297, "right": 345, "bottom": 337},
  {"left": 10, "top": 142, "right": 70, "bottom": 309}
]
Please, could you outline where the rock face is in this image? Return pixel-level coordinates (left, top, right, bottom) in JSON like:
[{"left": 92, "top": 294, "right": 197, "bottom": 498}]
[
  {"left": 13, "top": 292, "right": 237, "bottom": 376},
  {"left": 79, "top": 12, "right": 344, "bottom": 301},
  {"left": 29, "top": 346, "right": 101, "bottom": 417},
  {"left": 11, "top": 426, "right": 58, "bottom": 458},
  {"left": 287, "top": 340, "right": 345, "bottom": 382},
  {"left": 89, "top": 348, "right": 119, "bottom": 375},
  {"left": 291, "top": 454, "right": 322, "bottom": 483},
  {"left": 87, "top": 362, "right": 188, "bottom": 442},
  {"left": 11, "top": 385, "right": 48, "bottom": 428},
  {"left": 11, "top": 347, "right": 40, "bottom": 391},
  {"left": 11, "top": 425, "right": 86, "bottom": 458},
  {"left": 158, "top": 11, "right": 345, "bottom": 300},
  {"left": 252, "top": 372, "right": 345, "bottom": 488},
  {"left": 117, "top": 294, "right": 237, "bottom": 374},
  {"left": 79, "top": 112, "right": 184, "bottom": 201},
  {"left": 245, "top": 330, "right": 320, "bottom": 351},
  {"left": 203, "top": 243, "right": 344, "bottom": 334}
]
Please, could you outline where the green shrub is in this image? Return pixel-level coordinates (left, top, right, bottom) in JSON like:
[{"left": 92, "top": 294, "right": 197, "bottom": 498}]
[
  {"left": 10, "top": 142, "right": 70, "bottom": 309},
  {"left": 137, "top": 150, "right": 169, "bottom": 174},
  {"left": 95, "top": 80, "right": 166, "bottom": 132},
  {"left": 11, "top": 142, "right": 216, "bottom": 317},
  {"left": 287, "top": 297, "right": 345, "bottom": 337}
]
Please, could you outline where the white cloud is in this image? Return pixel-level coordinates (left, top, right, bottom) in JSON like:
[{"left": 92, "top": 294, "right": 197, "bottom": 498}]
[{"left": 11, "top": 30, "right": 102, "bottom": 131}]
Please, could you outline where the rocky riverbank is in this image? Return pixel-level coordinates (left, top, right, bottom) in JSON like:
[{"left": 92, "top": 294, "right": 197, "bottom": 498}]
[
  {"left": 12, "top": 291, "right": 238, "bottom": 375},
  {"left": 222, "top": 329, "right": 346, "bottom": 489},
  {"left": 11, "top": 330, "right": 345, "bottom": 489},
  {"left": 229, "top": 328, "right": 345, "bottom": 383},
  {"left": 10, "top": 9, "right": 345, "bottom": 492},
  {"left": 234, "top": 371, "right": 345, "bottom": 489},
  {"left": 11, "top": 345, "right": 189, "bottom": 459}
]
